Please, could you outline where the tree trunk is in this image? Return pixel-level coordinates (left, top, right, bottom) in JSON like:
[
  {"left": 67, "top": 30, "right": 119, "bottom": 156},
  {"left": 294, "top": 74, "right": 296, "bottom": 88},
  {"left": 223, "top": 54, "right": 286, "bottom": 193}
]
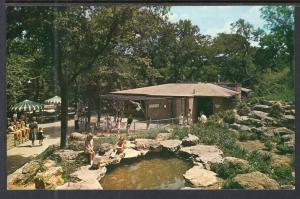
[
  {"left": 60, "top": 83, "right": 68, "bottom": 148},
  {"left": 53, "top": 20, "right": 68, "bottom": 148}
]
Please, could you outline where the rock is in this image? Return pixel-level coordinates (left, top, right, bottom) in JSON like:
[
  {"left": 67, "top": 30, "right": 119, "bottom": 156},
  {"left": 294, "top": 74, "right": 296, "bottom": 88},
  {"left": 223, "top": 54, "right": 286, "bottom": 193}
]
[
  {"left": 232, "top": 171, "right": 280, "bottom": 189},
  {"left": 236, "top": 116, "right": 262, "bottom": 127},
  {"left": 273, "top": 127, "right": 294, "bottom": 135},
  {"left": 54, "top": 150, "right": 83, "bottom": 161},
  {"left": 180, "top": 145, "right": 223, "bottom": 164},
  {"left": 160, "top": 139, "right": 182, "bottom": 152},
  {"left": 56, "top": 181, "right": 103, "bottom": 190},
  {"left": 123, "top": 148, "right": 141, "bottom": 159},
  {"left": 230, "top": 123, "right": 251, "bottom": 132},
  {"left": 254, "top": 127, "right": 274, "bottom": 138},
  {"left": 183, "top": 166, "right": 218, "bottom": 187},
  {"left": 125, "top": 141, "right": 136, "bottom": 148},
  {"left": 34, "top": 167, "right": 64, "bottom": 189},
  {"left": 42, "top": 160, "right": 56, "bottom": 170},
  {"left": 280, "top": 185, "right": 295, "bottom": 190},
  {"left": 156, "top": 133, "right": 172, "bottom": 141},
  {"left": 250, "top": 111, "right": 274, "bottom": 123},
  {"left": 99, "top": 143, "right": 113, "bottom": 154},
  {"left": 281, "top": 134, "right": 295, "bottom": 142},
  {"left": 182, "top": 134, "right": 199, "bottom": 146},
  {"left": 7, "top": 161, "right": 41, "bottom": 185},
  {"left": 253, "top": 105, "right": 271, "bottom": 112},
  {"left": 71, "top": 165, "right": 106, "bottom": 182},
  {"left": 223, "top": 157, "right": 250, "bottom": 170},
  {"left": 70, "top": 132, "right": 86, "bottom": 141},
  {"left": 134, "top": 139, "right": 161, "bottom": 151}
]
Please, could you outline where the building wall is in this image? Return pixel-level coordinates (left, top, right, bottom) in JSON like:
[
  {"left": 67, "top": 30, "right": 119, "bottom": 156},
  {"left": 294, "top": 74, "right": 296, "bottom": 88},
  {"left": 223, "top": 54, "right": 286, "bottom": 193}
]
[
  {"left": 212, "top": 97, "right": 236, "bottom": 113},
  {"left": 145, "top": 99, "right": 172, "bottom": 120}
]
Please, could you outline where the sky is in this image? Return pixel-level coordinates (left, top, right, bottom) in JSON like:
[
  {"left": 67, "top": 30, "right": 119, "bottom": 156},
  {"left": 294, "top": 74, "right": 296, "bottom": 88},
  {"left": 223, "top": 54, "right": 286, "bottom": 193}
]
[{"left": 169, "top": 6, "right": 266, "bottom": 37}]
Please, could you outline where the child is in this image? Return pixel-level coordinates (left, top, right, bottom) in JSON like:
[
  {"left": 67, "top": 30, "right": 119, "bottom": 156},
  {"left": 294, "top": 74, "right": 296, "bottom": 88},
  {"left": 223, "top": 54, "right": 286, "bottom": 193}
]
[{"left": 37, "top": 127, "right": 45, "bottom": 145}]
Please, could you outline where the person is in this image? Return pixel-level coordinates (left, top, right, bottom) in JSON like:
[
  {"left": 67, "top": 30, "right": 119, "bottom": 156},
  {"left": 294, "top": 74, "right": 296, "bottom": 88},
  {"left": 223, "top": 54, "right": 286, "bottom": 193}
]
[
  {"left": 179, "top": 113, "right": 184, "bottom": 125},
  {"left": 29, "top": 117, "right": 38, "bottom": 146},
  {"left": 37, "top": 127, "right": 45, "bottom": 145},
  {"left": 74, "top": 111, "right": 79, "bottom": 131},
  {"left": 85, "top": 133, "right": 95, "bottom": 165},
  {"left": 126, "top": 114, "right": 133, "bottom": 134},
  {"left": 107, "top": 117, "right": 112, "bottom": 133},
  {"left": 116, "top": 136, "right": 126, "bottom": 154},
  {"left": 198, "top": 112, "right": 207, "bottom": 124}
]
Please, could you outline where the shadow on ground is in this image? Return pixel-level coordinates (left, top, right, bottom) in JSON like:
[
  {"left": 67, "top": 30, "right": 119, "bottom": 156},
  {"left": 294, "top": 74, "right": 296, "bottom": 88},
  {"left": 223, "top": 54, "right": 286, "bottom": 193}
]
[{"left": 7, "top": 155, "right": 34, "bottom": 174}]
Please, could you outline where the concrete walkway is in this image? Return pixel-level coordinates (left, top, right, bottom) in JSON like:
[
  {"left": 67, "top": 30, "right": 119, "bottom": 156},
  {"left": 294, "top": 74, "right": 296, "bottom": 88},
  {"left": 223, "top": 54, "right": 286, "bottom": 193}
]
[{"left": 7, "top": 119, "right": 75, "bottom": 174}]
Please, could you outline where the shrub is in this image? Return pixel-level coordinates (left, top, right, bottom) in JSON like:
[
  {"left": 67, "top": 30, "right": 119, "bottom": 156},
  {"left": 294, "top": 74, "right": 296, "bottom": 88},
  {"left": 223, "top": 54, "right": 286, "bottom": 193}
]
[
  {"left": 264, "top": 141, "right": 273, "bottom": 151},
  {"left": 222, "top": 110, "right": 236, "bottom": 124},
  {"left": 269, "top": 102, "right": 285, "bottom": 118},
  {"left": 247, "top": 150, "right": 271, "bottom": 173},
  {"left": 271, "top": 165, "right": 294, "bottom": 185},
  {"left": 211, "top": 162, "right": 250, "bottom": 179},
  {"left": 276, "top": 143, "right": 294, "bottom": 154},
  {"left": 169, "top": 126, "right": 189, "bottom": 140},
  {"left": 222, "top": 178, "right": 243, "bottom": 189}
]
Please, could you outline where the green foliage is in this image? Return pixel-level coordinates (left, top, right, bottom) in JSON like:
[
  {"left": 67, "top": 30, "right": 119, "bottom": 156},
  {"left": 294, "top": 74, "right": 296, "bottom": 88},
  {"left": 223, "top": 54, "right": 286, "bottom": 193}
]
[
  {"left": 264, "top": 141, "right": 273, "bottom": 151},
  {"left": 276, "top": 143, "right": 294, "bottom": 154},
  {"left": 211, "top": 162, "right": 251, "bottom": 179},
  {"left": 168, "top": 126, "right": 189, "bottom": 140},
  {"left": 271, "top": 165, "right": 294, "bottom": 185},
  {"left": 238, "top": 132, "right": 257, "bottom": 141},
  {"left": 247, "top": 150, "right": 272, "bottom": 173},
  {"left": 222, "top": 179, "right": 244, "bottom": 189}
]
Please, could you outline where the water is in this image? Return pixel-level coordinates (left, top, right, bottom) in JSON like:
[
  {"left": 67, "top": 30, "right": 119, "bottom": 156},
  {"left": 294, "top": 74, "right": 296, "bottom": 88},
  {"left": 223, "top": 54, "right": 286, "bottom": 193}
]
[{"left": 100, "top": 152, "right": 192, "bottom": 190}]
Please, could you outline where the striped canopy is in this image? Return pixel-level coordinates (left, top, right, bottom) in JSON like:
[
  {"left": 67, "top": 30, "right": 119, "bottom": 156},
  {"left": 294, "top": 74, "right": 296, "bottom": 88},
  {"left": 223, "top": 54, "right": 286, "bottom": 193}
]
[
  {"left": 45, "top": 96, "right": 61, "bottom": 105},
  {"left": 10, "top": 99, "right": 43, "bottom": 112}
]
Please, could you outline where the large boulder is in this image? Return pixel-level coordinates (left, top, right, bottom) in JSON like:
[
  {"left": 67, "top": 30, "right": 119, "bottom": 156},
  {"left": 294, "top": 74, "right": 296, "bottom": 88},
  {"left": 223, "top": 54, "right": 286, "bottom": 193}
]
[
  {"left": 123, "top": 148, "right": 141, "bottom": 159},
  {"left": 223, "top": 157, "right": 250, "bottom": 170},
  {"left": 180, "top": 145, "right": 223, "bottom": 164},
  {"left": 69, "top": 132, "right": 86, "bottom": 141},
  {"left": 182, "top": 134, "right": 199, "bottom": 146},
  {"left": 232, "top": 171, "right": 280, "bottom": 189},
  {"left": 160, "top": 139, "right": 182, "bottom": 152},
  {"left": 183, "top": 166, "right": 218, "bottom": 187},
  {"left": 98, "top": 143, "right": 113, "bottom": 154},
  {"left": 236, "top": 116, "right": 262, "bottom": 127},
  {"left": 71, "top": 165, "right": 106, "bottom": 182},
  {"left": 34, "top": 166, "right": 64, "bottom": 189},
  {"left": 54, "top": 150, "right": 83, "bottom": 161},
  {"left": 134, "top": 139, "right": 161, "bottom": 151},
  {"left": 7, "top": 160, "right": 41, "bottom": 185}
]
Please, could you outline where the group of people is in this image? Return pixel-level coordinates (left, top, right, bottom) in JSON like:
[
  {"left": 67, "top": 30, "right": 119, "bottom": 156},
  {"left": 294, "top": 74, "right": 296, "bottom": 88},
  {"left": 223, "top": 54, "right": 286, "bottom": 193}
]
[
  {"left": 102, "top": 114, "right": 133, "bottom": 135},
  {"left": 74, "top": 108, "right": 88, "bottom": 131},
  {"left": 179, "top": 109, "right": 207, "bottom": 125},
  {"left": 7, "top": 116, "right": 45, "bottom": 146},
  {"left": 84, "top": 133, "right": 126, "bottom": 167}
]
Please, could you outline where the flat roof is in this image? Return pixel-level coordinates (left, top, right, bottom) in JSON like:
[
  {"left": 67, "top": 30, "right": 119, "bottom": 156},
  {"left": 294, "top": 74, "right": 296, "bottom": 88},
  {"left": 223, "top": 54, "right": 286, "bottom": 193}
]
[{"left": 111, "top": 83, "right": 239, "bottom": 98}]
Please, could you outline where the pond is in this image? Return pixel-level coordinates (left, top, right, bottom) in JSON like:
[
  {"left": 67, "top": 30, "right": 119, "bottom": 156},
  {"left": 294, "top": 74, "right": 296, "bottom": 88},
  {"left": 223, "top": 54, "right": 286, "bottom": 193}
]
[{"left": 100, "top": 152, "right": 192, "bottom": 190}]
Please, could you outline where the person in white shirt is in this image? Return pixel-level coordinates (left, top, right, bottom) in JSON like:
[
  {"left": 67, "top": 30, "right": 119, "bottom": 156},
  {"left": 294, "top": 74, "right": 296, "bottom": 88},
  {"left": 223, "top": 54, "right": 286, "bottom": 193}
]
[
  {"left": 198, "top": 112, "right": 207, "bottom": 124},
  {"left": 85, "top": 133, "right": 95, "bottom": 165}
]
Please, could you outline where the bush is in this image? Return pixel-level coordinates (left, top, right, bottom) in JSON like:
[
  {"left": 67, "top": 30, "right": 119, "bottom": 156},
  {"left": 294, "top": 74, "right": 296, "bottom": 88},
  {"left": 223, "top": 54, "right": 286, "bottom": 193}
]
[
  {"left": 222, "top": 178, "right": 243, "bottom": 189},
  {"left": 211, "top": 162, "right": 251, "bottom": 179},
  {"left": 238, "top": 132, "right": 257, "bottom": 141},
  {"left": 276, "top": 143, "right": 294, "bottom": 154},
  {"left": 169, "top": 126, "right": 189, "bottom": 140},
  {"left": 247, "top": 150, "right": 271, "bottom": 173},
  {"left": 222, "top": 110, "right": 236, "bottom": 124},
  {"left": 269, "top": 102, "right": 285, "bottom": 118},
  {"left": 271, "top": 165, "right": 294, "bottom": 185},
  {"left": 264, "top": 141, "right": 273, "bottom": 151}
]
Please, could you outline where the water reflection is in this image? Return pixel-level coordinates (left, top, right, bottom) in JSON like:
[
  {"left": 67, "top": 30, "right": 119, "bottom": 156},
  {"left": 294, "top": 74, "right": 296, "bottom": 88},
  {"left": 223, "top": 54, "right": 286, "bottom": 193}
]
[{"left": 100, "top": 152, "right": 192, "bottom": 190}]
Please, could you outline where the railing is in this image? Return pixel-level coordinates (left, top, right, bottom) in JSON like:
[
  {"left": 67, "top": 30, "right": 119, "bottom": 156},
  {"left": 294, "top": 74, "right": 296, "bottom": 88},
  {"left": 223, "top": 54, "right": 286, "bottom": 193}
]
[{"left": 131, "top": 118, "right": 178, "bottom": 133}]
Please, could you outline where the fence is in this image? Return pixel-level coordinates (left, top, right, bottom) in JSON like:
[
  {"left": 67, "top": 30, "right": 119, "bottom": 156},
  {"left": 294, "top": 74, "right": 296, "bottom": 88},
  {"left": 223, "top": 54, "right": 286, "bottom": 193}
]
[{"left": 131, "top": 118, "right": 178, "bottom": 133}]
